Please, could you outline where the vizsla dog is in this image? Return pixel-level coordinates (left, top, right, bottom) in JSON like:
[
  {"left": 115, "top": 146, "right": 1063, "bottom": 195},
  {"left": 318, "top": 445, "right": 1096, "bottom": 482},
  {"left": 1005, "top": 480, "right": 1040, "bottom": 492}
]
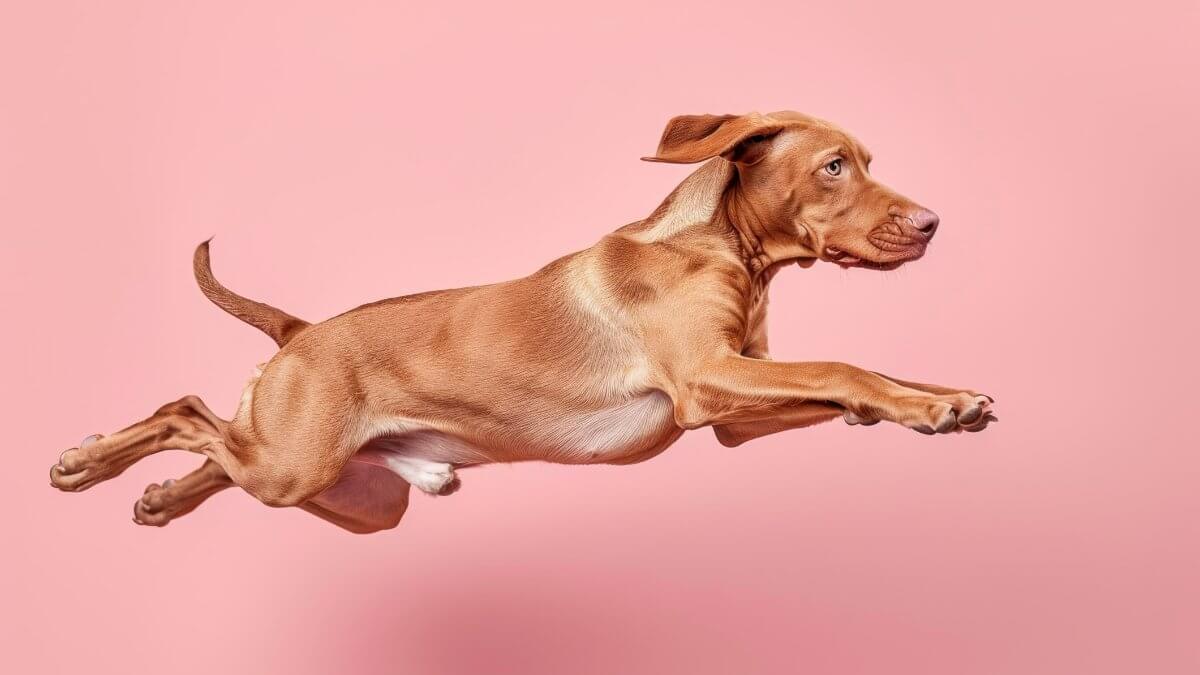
[{"left": 50, "top": 111, "right": 995, "bottom": 533}]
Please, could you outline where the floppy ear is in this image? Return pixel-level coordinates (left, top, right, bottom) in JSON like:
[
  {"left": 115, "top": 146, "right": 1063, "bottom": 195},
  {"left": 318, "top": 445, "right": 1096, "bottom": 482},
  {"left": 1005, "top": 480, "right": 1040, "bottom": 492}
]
[{"left": 641, "top": 113, "right": 784, "bottom": 164}]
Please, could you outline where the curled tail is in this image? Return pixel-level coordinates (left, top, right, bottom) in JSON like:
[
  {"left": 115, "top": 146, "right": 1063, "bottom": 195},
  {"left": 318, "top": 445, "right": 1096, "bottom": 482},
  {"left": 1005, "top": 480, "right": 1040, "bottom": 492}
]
[{"left": 193, "top": 239, "right": 310, "bottom": 347}]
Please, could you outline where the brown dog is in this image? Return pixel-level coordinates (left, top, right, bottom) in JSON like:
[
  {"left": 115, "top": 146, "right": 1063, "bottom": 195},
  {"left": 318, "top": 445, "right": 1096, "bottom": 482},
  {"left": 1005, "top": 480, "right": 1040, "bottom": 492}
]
[{"left": 50, "top": 111, "right": 994, "bottom": 533}]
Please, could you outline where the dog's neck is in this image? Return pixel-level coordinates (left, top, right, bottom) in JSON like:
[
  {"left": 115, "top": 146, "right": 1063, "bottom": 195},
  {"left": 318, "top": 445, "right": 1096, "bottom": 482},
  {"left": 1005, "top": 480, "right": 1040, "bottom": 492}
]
[
  {"left": 716, "top": 173, "right": 817, "bottom": 287},
  {"left": 635, "top": 160, "right": 818, "bottom": 292}
]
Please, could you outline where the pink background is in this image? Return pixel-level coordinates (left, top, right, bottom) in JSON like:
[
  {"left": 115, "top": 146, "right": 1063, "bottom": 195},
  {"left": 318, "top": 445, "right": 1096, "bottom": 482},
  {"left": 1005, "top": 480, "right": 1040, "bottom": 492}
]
[{"left": 2, "top": 1, "right": 1198, "bottom": 673}]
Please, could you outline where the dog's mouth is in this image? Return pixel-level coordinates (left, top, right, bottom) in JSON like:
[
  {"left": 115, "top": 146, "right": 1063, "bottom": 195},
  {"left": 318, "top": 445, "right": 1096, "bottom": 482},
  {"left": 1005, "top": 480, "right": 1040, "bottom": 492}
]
[{"left": 824, "top": 246, "right": 916, "bottom": 271}]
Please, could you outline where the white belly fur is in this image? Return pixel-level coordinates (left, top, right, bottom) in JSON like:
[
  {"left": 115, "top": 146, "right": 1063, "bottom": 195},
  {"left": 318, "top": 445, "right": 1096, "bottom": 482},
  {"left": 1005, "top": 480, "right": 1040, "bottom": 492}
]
[{"left": 357, "top": 391, "right": 681, "bottom": 468}]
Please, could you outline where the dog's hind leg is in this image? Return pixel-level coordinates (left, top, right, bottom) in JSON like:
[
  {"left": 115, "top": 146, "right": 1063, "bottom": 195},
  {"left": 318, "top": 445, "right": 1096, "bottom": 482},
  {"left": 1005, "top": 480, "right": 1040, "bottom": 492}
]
[
  {"left": 133, "top": 459, "right": 234, "bottom": 527},
  {"left": 129, "top": 456, "right": 412, "bottom": 533},
  {"left": 51, "top": 395, "right": 228, "bottom": 493}
]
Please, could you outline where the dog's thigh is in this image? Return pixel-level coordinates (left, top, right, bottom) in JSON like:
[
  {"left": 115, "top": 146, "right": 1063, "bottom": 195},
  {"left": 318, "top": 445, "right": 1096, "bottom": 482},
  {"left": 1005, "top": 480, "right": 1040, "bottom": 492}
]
[
  {"left": 222, "top": 355, "right": 367, "bottom": 507},
  {"left": 300, "top": 460, "right": 412, "bottom": 534}
]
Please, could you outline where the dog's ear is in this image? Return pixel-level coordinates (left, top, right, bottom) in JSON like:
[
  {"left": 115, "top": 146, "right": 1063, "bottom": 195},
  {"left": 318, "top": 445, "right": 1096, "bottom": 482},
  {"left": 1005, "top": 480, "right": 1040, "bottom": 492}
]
[{"left": 642, "top": 113, "right": 784, "bottom": 165}]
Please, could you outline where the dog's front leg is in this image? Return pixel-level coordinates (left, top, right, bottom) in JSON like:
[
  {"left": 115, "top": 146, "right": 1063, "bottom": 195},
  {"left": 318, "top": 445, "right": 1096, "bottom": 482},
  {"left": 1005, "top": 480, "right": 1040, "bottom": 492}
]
[
  {"left": 870, "top": 371, "right": 993, "bottom": 401},
  {"left": 710, "top": 370, "right": 998, "bottom": 446},
  {"left": 673, "top": 355, "right": 993, "bottom": 436},
  {"left": 712, "top": 402, "right": 845, "bottom": 447}
]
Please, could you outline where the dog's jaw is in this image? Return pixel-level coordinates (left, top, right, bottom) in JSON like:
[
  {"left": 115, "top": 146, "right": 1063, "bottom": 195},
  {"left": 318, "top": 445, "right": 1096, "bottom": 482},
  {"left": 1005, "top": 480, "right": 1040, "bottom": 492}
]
[{"left": 823, "top": 244, "right": 922, "bottom": 270}]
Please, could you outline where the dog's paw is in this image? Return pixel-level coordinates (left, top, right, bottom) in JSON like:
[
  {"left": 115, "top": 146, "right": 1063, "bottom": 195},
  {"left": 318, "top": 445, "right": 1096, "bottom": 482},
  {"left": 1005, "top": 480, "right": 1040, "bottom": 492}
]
[
  {"left": 133, "top": 482, "right": 174, "bottom": 527},
  {"left": 49, "top": 434, "right": 106, "bottom": 492},
  {"left": 902, "top": 393, "right": 996, "bottom": 435}
]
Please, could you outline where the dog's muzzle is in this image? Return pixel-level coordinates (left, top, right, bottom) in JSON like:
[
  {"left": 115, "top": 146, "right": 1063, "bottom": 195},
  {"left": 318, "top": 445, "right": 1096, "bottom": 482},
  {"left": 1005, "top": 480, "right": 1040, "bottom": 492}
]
[{"left": 868, "top": 214, "right": 937, "bottom": 253}]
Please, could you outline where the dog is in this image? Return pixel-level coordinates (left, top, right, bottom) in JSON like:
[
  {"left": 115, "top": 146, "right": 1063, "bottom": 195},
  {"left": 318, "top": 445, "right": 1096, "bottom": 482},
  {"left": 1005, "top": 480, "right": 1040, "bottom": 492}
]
[{"left": 50, "top": 111, "right": 995, "bottom": 533}]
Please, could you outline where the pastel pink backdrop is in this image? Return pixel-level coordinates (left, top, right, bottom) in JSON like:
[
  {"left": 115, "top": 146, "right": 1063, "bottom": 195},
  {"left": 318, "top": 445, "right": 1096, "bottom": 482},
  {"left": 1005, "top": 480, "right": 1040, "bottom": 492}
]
[{"left": 2, "top": 1, "right": 1197, "bottom": 673}]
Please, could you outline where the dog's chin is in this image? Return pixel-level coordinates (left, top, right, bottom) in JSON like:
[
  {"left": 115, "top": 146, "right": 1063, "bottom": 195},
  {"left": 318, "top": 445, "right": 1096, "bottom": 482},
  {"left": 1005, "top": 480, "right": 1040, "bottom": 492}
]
[{"left": 823, "top": 246, "right": 922, "bottom": 271}]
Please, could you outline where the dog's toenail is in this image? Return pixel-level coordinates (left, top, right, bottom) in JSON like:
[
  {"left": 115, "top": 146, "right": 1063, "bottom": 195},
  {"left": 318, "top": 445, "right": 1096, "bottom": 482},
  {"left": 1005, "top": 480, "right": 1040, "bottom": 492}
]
[
  {"left": 162, "top": 479, "right": 176, "bottom": 488},
  {"left": 80, "top": 434, "right": 102, "bottom": 448},
  {"left": 914, "top": 425, "right": 935, "bottom": 435}
]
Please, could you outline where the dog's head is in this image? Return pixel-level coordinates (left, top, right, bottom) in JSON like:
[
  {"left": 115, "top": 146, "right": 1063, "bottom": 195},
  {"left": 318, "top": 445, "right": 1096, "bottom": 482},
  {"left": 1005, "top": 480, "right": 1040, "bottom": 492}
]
[{"left": 644, "top": 111, "right": 938, "bottom": 270}]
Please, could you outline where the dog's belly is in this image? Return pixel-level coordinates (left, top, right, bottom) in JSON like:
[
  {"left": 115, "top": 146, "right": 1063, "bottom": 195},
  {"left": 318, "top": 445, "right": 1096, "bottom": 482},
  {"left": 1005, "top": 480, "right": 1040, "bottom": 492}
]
[{"left": 372, "top": 391, "right": 683, "bottom": 467}]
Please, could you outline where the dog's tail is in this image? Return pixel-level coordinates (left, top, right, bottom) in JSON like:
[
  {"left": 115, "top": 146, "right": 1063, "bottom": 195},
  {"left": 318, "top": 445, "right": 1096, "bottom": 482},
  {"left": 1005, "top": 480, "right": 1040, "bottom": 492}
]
[{"left": 193, "top": 239, "right": 310, "bottom": 348}]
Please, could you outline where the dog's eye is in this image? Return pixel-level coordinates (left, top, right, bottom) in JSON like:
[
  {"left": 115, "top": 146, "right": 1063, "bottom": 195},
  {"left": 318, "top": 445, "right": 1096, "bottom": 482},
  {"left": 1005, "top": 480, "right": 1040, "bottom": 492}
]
[{"left": 825, "top": 159, "right": 842, "bottom": 176}]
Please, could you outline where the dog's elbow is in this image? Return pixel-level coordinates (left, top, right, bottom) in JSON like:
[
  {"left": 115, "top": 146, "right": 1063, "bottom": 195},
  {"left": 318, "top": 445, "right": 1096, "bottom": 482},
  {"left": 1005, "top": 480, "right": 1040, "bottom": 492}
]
[
  {"left": 673, "top": 413, "right": 710, "bottom": 431},
  {"left": 712, "top": 425, "right": 745, "bottom": 448},
  {"left": 672, "top": 392, "right": 714, "bottom": 431}
]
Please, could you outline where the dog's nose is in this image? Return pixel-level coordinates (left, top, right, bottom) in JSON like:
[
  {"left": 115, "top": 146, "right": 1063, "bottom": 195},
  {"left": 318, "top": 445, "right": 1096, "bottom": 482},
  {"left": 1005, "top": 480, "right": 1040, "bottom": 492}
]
[{"left": 912, "top": 209, "right": 939, "bottom": 238}]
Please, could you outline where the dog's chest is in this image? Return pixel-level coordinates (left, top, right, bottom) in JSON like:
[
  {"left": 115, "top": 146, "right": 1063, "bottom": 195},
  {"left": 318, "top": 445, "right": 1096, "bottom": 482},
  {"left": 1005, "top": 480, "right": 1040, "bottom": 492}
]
[{"left": 534, "top": 390, "right": 682, "bottom": 464}]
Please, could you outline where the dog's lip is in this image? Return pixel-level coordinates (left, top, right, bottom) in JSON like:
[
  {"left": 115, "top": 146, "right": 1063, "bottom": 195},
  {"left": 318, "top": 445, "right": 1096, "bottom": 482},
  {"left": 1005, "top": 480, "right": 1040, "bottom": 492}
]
[
  {"left": 824, "top": 246, "right": 862, "bottom": 267},
  {"left": 824, "top": 246, "right": 911, "bottom": 270}
]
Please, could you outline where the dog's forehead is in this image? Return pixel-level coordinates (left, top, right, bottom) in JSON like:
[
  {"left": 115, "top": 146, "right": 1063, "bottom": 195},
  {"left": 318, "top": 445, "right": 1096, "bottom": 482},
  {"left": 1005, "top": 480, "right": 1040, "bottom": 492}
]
[
  {"left": 766, "top": 111, "right": 869, "bottom": 157},
  {"left": 766, "top": 110, "right": 818, "bottom": 123},
  {"left": 766, "top": 110, "right": 839, "bottom": 134},
  {"left": 776, "top": 127, "right": 869, "bottom": 163}
]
